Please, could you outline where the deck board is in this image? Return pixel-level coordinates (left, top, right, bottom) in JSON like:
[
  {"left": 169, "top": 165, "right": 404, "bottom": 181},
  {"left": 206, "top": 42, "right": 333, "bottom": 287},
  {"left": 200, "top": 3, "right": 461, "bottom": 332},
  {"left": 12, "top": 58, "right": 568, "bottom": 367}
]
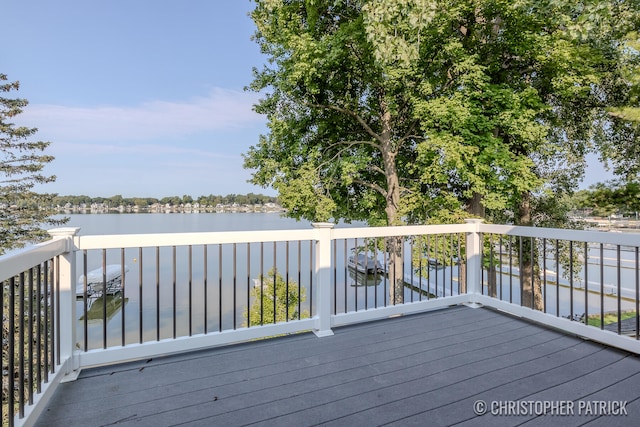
[{"left": 34, "top": 306, "right": 640, "bottom": 426}]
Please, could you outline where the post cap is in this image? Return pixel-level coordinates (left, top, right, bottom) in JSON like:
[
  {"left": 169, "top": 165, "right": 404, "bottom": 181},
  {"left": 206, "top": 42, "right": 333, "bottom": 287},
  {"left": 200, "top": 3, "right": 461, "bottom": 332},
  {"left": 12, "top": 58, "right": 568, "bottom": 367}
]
[
  {"left": 311, "top": 222, "right": 335, "bottom": 229},
  {"left": 464, "top": 218, "right": 484, "bottom": 224},
  {"left": 47, "top": 227, "right": 81, "bottom": 238}
]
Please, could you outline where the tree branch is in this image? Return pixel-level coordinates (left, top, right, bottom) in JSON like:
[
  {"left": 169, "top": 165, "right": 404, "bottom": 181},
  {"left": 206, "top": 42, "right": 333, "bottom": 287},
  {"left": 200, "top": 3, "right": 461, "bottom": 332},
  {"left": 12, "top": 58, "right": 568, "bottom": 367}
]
[
  {"left": 310, "top": 102, "right": 385, "bottom": 145},
  {"left": 352, "top": 178, "right": 387, "bottom": 198},
  {"left": 324, "top": 139, "right": 382, "bottom": 152},
  {"left": 367, "top": 163, "right": 385, "bottom": 176}
]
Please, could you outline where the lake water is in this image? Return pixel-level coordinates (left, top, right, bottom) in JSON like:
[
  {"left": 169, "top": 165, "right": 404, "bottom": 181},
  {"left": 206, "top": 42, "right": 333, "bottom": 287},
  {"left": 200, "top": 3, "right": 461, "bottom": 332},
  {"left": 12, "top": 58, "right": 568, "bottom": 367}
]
[
  {"left": 68, "top": 213, "right": 376, "bottom": 349},
  {"left": 55, "top": 214, "right": 638, "bottom": 348},
  {"left": 59, "top": 212, "right": 319, "bottom": 235}
]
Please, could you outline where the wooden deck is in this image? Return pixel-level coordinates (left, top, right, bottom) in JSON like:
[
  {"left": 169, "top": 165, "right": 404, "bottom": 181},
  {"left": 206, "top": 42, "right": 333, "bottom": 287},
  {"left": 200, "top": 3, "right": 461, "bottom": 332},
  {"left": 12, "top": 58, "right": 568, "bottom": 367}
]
[{"left": 34, "top": 306, "right": 640, "bottom": 426}]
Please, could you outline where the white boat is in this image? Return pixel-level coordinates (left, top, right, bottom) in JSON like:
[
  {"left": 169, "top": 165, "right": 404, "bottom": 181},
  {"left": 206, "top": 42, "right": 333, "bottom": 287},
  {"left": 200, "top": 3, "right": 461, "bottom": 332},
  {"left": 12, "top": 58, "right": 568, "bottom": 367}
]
[
  {"left": 348, "top": 250, "right": 385, "bottom": 274},
  {"left": 76, "top": 264, "right": 129, "bottom": 297}
]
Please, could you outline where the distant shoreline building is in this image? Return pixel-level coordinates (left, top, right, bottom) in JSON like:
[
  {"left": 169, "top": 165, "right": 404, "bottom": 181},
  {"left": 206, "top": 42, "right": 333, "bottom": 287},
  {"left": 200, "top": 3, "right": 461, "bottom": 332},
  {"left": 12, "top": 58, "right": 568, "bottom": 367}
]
[{"left": 55, "top": 202, "right": 285, "bottom": 214}]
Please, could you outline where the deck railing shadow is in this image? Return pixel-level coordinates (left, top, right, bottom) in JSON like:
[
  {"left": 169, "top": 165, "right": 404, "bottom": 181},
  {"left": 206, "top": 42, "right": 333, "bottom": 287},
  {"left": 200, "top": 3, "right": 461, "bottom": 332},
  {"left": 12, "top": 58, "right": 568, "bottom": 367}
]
[{"left": 2, "top": 220, "right": 640, "bottom": 426}]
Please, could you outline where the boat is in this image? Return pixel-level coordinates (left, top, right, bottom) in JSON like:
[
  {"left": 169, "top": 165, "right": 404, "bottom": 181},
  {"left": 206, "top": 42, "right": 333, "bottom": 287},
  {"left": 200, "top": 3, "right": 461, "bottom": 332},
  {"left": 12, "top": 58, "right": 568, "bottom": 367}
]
[
  {"left": 348, "top": 250, "right": 385, "bottom": 274},
  {"left": 76, "top": 264, "right": 129, "bottom": 297}
]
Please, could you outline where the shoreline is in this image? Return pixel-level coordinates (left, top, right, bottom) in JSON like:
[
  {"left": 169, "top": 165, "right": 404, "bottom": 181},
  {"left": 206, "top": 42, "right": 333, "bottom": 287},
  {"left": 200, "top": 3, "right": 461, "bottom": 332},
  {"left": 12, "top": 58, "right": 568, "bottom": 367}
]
[{"left": 54, "top": 204, "right": 286, "bottom": 215}]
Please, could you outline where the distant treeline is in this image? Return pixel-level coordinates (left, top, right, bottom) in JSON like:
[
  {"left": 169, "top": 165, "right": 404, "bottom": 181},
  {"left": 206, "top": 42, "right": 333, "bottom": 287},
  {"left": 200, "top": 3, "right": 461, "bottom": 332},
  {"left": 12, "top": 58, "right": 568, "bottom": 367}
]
[
  {"left": 571, "top": 181, "right": 640, "bottom": 218},
  {"left": 52, "top": 193, "right": 279, "bottom": 207}
]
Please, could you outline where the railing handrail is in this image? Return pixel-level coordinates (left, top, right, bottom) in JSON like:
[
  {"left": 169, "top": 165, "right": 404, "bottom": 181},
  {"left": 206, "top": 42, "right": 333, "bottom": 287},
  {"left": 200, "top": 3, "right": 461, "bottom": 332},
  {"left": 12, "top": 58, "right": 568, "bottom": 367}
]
[
  {"left": 332, "top": 223, "right": 475, "bottom": 239},
  {"left": 479, "top": 223, "right": 640, "bottom": 246},
  {"left": 72, "top": 224, "right": 478, "bottom": 251},
  {"left": 3, "top": 222, "right": 636, "bottom": 266},
  {"left": 54, "top": 223, "right": 639, "bottom": 252},
  {"left": 0, "top": 238, "right": 68, "bottom": 282},
  {"left": 74, "top": 228, "right": 318, "bottom": 250}
]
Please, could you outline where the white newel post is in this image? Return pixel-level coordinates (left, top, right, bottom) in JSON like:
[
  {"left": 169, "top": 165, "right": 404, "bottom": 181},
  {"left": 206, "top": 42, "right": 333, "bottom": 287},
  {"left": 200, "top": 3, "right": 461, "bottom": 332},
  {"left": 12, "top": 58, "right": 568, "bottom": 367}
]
[
  {"left": 464, "top": 219, "right": 483, "bottom": 307},
  {"left": 312, "top": 222, "right": 335, "bottom": 337},
  {"left": 47, "top": 227, "right": 80, "bottom": 376}
]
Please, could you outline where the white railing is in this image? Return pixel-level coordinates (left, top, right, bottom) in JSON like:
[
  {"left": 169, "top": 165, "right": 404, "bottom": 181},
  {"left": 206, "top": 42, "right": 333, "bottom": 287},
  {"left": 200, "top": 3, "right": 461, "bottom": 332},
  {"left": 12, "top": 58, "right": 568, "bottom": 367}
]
[
  {"left": 1, "top": 228, "right": 78, "bottom": 427},
  {"left": 476, "top": 223, "right": 640, "bottom": 354},
  {"left": 2, "top": 220, "right": 640, "bottom": 426}
]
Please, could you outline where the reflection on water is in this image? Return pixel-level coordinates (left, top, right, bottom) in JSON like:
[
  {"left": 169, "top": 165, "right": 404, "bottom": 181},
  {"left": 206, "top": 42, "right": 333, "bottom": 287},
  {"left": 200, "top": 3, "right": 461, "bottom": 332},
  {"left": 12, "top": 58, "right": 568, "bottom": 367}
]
[
  {"left": 348, "top": 268, "right": 383, "bottom": 287},
  {"left": 80, "top": 292, "right": 128, "bottom": 323}
]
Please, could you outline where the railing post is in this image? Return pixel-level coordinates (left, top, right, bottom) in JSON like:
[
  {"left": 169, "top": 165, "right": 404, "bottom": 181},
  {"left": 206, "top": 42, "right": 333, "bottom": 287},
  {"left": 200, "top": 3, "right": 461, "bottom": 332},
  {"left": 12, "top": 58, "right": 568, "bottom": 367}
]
[
  {"left": 47, "top": 227, "right": 80, "bottom": 376},
  {"left": 464, "top": 219, "right": 483, "bottom": 307},
  {"left": 312, "top": 222, "right": 335, "bottom": 337}
]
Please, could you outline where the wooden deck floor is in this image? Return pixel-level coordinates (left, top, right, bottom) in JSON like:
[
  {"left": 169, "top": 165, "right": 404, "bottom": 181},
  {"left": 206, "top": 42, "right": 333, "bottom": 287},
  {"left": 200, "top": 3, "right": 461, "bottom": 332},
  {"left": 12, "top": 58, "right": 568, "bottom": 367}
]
[{"left": 35, "top": 306, "right": 640, "bottom": 427}]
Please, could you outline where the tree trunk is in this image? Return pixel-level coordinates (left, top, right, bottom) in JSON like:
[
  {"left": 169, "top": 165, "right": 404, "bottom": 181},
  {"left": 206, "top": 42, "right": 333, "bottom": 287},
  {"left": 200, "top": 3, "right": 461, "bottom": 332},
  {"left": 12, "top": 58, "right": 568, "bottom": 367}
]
[
  {"left": 380, "top": 99, "right": 404, "bottom": 304},
  {"left": 386, "top": 236, "right": 404, "bottom": 305},
  {"left": 487, "top": 266, "right": 497, "bottom": 298},
  {"left": 518, "top": 191, "right": 543, "bottom": 310},
  {"left": 468, "top": 192, "right": 485, "bottom": 218},
  {"left": 458, "top": 261, "right": 467, "bottom": 294},
  {"left": 466, "top": 192, "right": 493, "bottom": 296}
]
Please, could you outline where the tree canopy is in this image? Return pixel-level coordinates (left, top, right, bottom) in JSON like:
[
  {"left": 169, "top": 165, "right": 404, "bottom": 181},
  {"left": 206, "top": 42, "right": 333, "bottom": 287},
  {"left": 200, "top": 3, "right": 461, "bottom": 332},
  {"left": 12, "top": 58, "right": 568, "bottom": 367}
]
[
  {"left": 244, "top": 0, "right": 639, "bottom": 307},
  {"left": 244, "top": 0, "right": 639, "bottom": 227},
  {"left": 244, "top": 268, "right": 309, "bottom": 326},
  {"left": 50, "top": 193, "right": 279, "bottom": 208},
  {"left": 0, "top": 74, "right": 64, "bottom": 254}
]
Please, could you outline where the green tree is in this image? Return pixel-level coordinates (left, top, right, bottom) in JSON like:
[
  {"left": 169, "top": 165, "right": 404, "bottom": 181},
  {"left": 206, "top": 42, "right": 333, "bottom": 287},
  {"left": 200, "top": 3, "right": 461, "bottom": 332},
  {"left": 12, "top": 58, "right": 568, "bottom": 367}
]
[
  {"left": 598, "top": 31, "right": 640, "bottom": 180},
  {"left": 244, "top": 0, "right": 638, "bottom": 307},
  {"left": 160, "top": 196, "right": 181, "bottom": 206},
  {"left": 107, "top": 194, "right": 125, "bottom": 208},
  {"left": 0, "top": 74, "right": 65, "bottom": 254},
  {"left": 244, "top": 268, "right": 309, "bottom": 326},
  {"left": 576, "top": 180, "right": 640, "bottom": 217},
  {"left": 245, "top": 0, "right": 423, "bottom": 302},
  {"left": 132, "top": 197, "right": 154, "bottom": 208},
  {"left": 197, "top": 195, "right": 213, "bottom": 206},
  {"left": 607, "top": 32, "right": 640, "bottom": 123}
]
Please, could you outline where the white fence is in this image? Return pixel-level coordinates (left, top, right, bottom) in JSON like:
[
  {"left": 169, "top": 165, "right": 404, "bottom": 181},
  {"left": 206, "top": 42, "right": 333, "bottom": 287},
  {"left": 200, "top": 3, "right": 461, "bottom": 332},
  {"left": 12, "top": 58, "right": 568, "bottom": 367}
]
[{"left": 2, "top": 221, "right": 640, "bottom": 426}]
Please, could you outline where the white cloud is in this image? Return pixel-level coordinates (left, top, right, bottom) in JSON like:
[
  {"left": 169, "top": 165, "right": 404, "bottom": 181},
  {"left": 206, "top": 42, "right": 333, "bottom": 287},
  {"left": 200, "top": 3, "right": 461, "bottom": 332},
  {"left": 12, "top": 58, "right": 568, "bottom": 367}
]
[
  {"left": 18, "top": 88, "right": 264, "bottom": 142},
  {"left": 51, "top": 141, "right": 241, "bottom": 159}
]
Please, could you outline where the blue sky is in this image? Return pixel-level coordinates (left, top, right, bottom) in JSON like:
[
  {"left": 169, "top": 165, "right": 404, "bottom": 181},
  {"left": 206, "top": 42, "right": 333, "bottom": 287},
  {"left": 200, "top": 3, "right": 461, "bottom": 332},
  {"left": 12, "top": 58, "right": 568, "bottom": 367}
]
[
  {"left": 4, "top": 0, "right": 612, "bottom": 199},
  {"left": 4, "top": 0, "right": 268, "bottom": 198}
]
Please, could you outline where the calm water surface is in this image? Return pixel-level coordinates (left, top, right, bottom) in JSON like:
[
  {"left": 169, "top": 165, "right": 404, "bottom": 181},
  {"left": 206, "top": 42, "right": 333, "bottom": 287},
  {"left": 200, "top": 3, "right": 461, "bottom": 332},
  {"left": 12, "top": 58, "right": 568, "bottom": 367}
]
[
  {"left": 68, "top": 213, "right": 370, "bottom": 349},
  {"left": 63, "top": 214, "right": 639, "bottom": 348},
  {"left": 60, "top": 212, "right": 318, "bottom": 235}
]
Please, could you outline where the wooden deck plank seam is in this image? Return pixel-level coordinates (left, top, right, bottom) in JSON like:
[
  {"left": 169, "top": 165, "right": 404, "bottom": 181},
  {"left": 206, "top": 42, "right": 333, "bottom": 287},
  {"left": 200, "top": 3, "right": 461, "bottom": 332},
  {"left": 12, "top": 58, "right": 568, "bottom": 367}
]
[
  {"left": 383, "top": 351, "right": 637, "bottom": 426},
  {"left": 97, "top": 320, "right": 540, "bottom": 404},
  {"left": 231, "top": 339, "right": 615, "bottom": 426},
  {"left": 59, "top": 309, "right": 518, "bottom": 402},
  {"left": 35, "top": 307, "right": 640, "bottom": 427},
  {"left": 45, "top": 320, "right": 564, "bottom": 422},
  {"left": 43, "top": 314, "right": 540, "bottom": 424},
  {"left": 177, "top": 331, "right": 592, "bottom": 425},
  {"left": 80, "top": 305, "right": 497, "bottom": 380},
  {"left": 518, "top": 372, "right": 640, "bottom": 426}
]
